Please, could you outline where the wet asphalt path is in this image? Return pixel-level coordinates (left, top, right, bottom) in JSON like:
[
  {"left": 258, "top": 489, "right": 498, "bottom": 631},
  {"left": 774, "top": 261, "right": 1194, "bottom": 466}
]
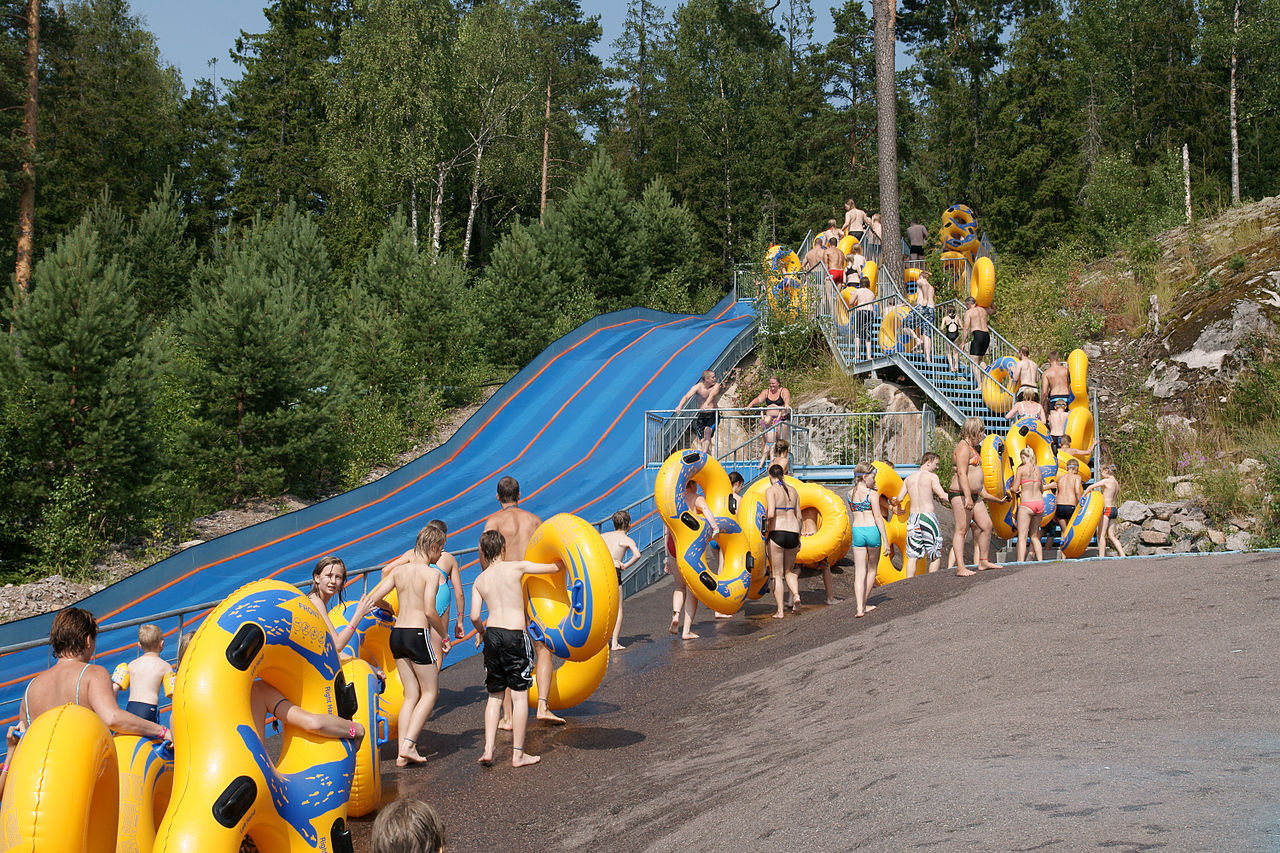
[{"left": 349, "top": 552, "right": 1280, "bottom": 852}]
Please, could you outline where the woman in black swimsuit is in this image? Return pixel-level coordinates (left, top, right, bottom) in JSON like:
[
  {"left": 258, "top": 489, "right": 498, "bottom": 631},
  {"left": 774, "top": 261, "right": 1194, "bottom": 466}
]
[
  {"left": 940, "top": 308, "right": 961, "bottom": 373},
  {"left": 765, "top": 464, "right": 803, "bottom": 617}
]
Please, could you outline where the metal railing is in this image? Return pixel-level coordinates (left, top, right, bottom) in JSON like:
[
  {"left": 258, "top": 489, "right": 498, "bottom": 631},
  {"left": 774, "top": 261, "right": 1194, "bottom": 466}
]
[{"left": 643, "top": 407, "right": 811, "bottom": 469}]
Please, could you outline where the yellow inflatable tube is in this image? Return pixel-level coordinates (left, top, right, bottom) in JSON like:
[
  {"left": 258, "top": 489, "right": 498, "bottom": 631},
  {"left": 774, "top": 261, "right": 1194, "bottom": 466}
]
[
  {"left": 0, "top": 704, "right": 119, "bottom": 853},
  {"left": 971, "top": 256, "right": 995, "bottom": 308},
  {"left": 1065, "top": 407, "right": 1095, "bottom": 454},
  {"left": 338, "top": 658, "right": 382, "bottom": 819},
  {"left": 838, "top": 234, "right": 858, "bottom": 256},
  {"left": 879, "top": 304, "right": 917, "bottom": 354},
  {"left": 655, "top": 450, "right": 764, "bottom": 614},
  {"left": 793, "top": 480, "right": 852, "bottom": 566},
  {"left": 870, "top": 463, "right": 925, "bottom": 584},
  {"left": 989, "top": 497, "right": 1018, "bottom": 540},
  {"left": 524, "top": 513, "right": 619, "bottom": 662},
  {"left": 154, "top": 579, "right": 356, "bottom": 853},
  {"left": 982, "top": 356, "right": 1018, "bottom": 414},
  {"left": 736, "top": 476, "right": 777, "bottom": 600},
  {"left": 527, "top": 646, "right": 610, "bottom": 711},
  {"left": 863, "top": 260, "right": 878, "bottom": 294},
  {"left": 115, "top": 734, "right": 174, "bottom": 853},
  {"left": 1067, "top": 349, "right": 1089, "bottom": 410},
  {"left": 979, "top": 434, "right": 1008, "bottom": 500},
  {"left": 1061, "top": 489, "right": 1106, "bottom": 558}
]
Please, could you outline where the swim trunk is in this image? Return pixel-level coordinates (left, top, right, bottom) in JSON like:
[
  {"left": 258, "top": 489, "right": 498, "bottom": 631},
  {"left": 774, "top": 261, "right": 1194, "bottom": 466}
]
[
  {"left": 909, "top": 306, "right": 934, "bottom": 330},
  {"left": 1021, "top": 499, "right": 1045, "bottom": 514},
  {"left": 389, "top": 627, "right": 436, "bottom": 666},
  {"left": 1104, "top": 506, "right": 1116, "bottom": 520},
  {"left": 483, "top": 627, "right": 534, "bottom": 694},
  {"left": 855, "top": 309, "right": 875, "bottom": 341},
  {"left": 851, "top": 525, "right": 881, "bottom": 548},
  {"left": 1050, "top": 435, "right": 1063, "bottom": 453},
  {"left": 695, "top": 410, "right": 717, "bottom": 434},
  {"left": 126, "top": 701, "right": 158, "bottom": 723},
  {"left": 970, "top": 330, "right": 990, "bottom": 358},
  {"left": 830, "top": 268, "right": 844, "bottom": 284},
  {"left": 1018, "top": 384, "right": 1037, "bottom": 396},
  {"left": 1049, "top": 394, "right": 1070, "bottom": 408},
  {"left": 909, "top": 245, "right": 923, "bottom": 257},
  {"left": 1055, "top": 504, "right": 1076, "bottom": 521},
  {"left": 768, "top": 530, "right": 801, "bottom": 550},
  {"left": 905, "top": 512, "right": 941, "bottom": 560}
]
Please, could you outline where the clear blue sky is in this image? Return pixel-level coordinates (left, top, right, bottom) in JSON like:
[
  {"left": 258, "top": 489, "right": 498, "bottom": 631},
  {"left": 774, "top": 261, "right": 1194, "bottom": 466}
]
[{"left": 130, "top": 0, "right": 851, "bottom": 89}]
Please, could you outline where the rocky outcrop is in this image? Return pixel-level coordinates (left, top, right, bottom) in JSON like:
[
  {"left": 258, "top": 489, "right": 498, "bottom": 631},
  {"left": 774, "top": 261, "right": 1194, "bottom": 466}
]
[{"left": 1108, "top": 500, "right": 1258, "bottom": 557}]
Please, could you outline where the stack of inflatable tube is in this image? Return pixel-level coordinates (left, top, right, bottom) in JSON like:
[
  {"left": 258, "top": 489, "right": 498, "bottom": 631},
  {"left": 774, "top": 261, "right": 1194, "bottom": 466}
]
[
  {"left": 656, "top": 450, "right": 766, "bottom": 615},
  {"left": 154, "top": 579, "right": 357, "bottom": 852},
  {"left": 524, "top": 513, "right": 619, "bottom": 711},
  {"left": 0, "top": 704, "right": 120, "bottom": 852},
  {"left": 1065, "top": 348, "right": 1095, "bottom": 452},
  {"left": 940, "top": 205, "right": 980, "bottom": 258}
]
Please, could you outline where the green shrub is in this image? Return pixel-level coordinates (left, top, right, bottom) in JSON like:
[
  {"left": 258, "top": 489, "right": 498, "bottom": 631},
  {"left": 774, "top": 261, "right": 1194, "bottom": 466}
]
[{"left": 32, "top": 477, "right": 104, "bottom": 580}]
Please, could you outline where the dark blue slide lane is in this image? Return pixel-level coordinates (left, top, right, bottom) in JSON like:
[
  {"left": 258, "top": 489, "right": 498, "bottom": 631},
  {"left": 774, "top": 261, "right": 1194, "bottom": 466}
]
[{"left": 0, "top": 297, "right": 754, "bottom": 722}]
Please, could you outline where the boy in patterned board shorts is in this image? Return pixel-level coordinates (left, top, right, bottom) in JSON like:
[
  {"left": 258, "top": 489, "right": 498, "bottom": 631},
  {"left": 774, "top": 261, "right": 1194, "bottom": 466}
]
[
  {"left": 470, "top": 529, "right": 561, "bottom": 768},
  {"left": 897, "top": 453, "right": 949, "bottom": 574}
]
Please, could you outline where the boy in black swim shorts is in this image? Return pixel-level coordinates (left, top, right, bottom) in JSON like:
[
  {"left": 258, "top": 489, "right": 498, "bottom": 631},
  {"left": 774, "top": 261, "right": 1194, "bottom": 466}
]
[{"left": 470, "top": 530, "right": 562, "bottom": 768}]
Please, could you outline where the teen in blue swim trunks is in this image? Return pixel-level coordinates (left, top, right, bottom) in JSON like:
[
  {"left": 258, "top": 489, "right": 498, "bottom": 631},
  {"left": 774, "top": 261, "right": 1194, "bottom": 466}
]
[{"left": 847, "top": 462, "right": 890, "bottom": 617}]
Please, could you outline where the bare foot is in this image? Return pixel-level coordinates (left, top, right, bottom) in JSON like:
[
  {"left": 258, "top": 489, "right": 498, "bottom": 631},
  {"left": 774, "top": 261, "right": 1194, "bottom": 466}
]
[
  {"left": 681, "top": 630, "right": 701, "bottom": 639},
  {"left": 772, "top": 611, "right": 785, "bottom": 619},
  {"left": 537, "top": 709, "right": 566, "bottom": 725},
  {"left": 866, "top": 604, "right": 877, "bottom": 612},
  {"left": 714, "top": 612, "right": 733, "bottom": 619},
  {"left": 497, "top": 718, "right": 513, "bottom": 732},
  {"left": 956, "top": 568, "right": 977, "bottom": 577},
  {"left": 611, "top": 642, "right": 625, "bottom": 650},
  {"left": 478, "top": 753, "right": 494, "bottom": 767},
  {"left": 396, "top": 752, "right": 428, "bottom": 767},
  {"left": 856, "top": 611, "right": 866, "bottom": 618},
  {"left": 669, "top": 612, "right": 679, "bottom": 634},
  {"left": 791, "top": 601, "right": 801, "bottom": 613},
  {"left": 512, "top": 751, "right": 541, "bottom": 768},
  {"left": 826, "top": 598, "right": 840, "bottom": 605},
  {"left": 978, "top": 561, "right": 1004, "bottom": 570}
]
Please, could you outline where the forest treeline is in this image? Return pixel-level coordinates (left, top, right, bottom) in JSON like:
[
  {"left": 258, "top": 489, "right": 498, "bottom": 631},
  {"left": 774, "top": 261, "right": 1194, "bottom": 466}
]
[{"left": 0, "top": 0, "right": 1276, "bottom": 579}]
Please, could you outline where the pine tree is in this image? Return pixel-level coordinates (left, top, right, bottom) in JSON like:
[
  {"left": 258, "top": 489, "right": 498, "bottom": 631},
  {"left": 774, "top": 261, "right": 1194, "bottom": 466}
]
[
  {"left": 176, "top": 207, "right": 338, "bottom": 502},
  {"left": 173, "top": 77, "right": 234, "bottom": 251},
  {"left": 633, "top": 177, "right": 705, "bottom": 312},
  {"left": 2, "top": 219, "right": 160, "bottom": 571},
  {"left": 554, "top": 151, "right": 643, "bottom": 310}
]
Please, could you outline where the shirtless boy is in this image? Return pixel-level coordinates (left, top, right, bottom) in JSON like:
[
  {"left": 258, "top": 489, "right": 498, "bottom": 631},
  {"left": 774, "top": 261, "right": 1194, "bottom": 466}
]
[
  {"left": 819, "top": 218, "right": 841, "bottom": 244},
  {"left": 112, "top": 624, "right": 173, "bottom": 723},
  {"left": 380, "top": 519, "right": 466, "bottom": 666},
  {"left": 1053, "top": 458, "right": 1083, "bottom": 556},
  {"left": 897, "top": 453, "right": 949, "bottom": 574},
  {"left": 1014, "top": 346, "right": 1039, "bottom": 397},
  {"left": 822, "top": 237, "right": 847, "bottom": 285},
  {"left": 601, "top": 511, "right": 640, "bottom": 650},
  {"left": 963, "top": 298, "right": 992, "bottom": 368},
  {"left": 801, "top": 239, "right": 826, "bottom": 272},
  {"left": 908, "top": 272, "right": 937, "bottom": 362},
  {"left": 843, "top": 199, "right": 870, "bottom": 237},
  {"left": 1040, "top": 351, "right": 1071, "bottom": 410},
  {"left": 360, "top": 525, "right": 451, "bottom": 766},
  {"left": 470, "top": 530, "right": 561, "bottom": 768},
  {"left": 483, "top": 476, "right": 564, "bottom": 724},
  {"left": 945, "top": 417, "right": 1003, "bottom": 576},
  {"left": 1047, "top": 398, "right": 1069, "bottom": 451},
  {"left": 1085, "top": 464, "right": 1127, "bottom": 558},
  {"left": 677, "top": 370, "right": 723, "bottom": 455}
]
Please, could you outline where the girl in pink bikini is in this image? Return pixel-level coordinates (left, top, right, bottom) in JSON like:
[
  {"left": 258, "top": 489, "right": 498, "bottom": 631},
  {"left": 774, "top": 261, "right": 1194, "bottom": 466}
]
[{"left": 1011, "top": 447, "right": 1051, "bottom": 562}]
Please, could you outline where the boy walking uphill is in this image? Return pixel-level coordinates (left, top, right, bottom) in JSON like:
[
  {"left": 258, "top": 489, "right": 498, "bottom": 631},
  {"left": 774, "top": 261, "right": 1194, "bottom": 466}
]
[
  {"left": 359, "top": 525, "right": 452, "bottom": 766},
  {"left": 112, "top": 624, "right": 173, "bottom": 723},
  {"left": 470, "top": 530, "right": 561, "bottom": 768},
  {"left": 601, "top": 511, "right": 640, "bottom": 650}
]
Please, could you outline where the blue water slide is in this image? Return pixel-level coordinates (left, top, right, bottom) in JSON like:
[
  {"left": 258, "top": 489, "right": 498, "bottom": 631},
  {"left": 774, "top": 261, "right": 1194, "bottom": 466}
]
[{"left": 0, "top": 296, "right": 755, "bottom": 722}]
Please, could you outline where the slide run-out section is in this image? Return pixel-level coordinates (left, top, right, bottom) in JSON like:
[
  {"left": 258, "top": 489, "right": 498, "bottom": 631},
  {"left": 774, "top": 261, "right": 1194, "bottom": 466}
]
[{"left": 0, "top": 296, "right": 755, "bottom": 723}]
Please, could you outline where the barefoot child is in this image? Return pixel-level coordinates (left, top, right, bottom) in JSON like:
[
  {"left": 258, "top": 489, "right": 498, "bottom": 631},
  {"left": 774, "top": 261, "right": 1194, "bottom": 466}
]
[
  {"left": 470, "top": 530, "right": 561, "bottom": 768},
  {"left": 360, "top": 525, "right": 451, "bottom": 766},
  {"left": 1047, "top": 398, "right": 1069, "bottom": 452},
  {"left": 111, "top": 624, "right": 173, "bottom": 723},
  {"left": 1085, "top": 464, "right": 1127, "bottom": 558},
  {"left": 601, "top": 511, "right": 639, "bottom": 650}
]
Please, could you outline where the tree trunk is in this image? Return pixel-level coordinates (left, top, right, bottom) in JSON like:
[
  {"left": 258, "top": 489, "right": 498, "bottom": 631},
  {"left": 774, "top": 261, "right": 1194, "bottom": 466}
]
[
  {"left": 872, "top": 0, "right": 903, "bottom": 291},
  {"left": 1183, "top": 143, "right": 1191, "bottom": 224},
  {"left": 720, "top": 75, "right": 732, "bottom": 268},
  {"left": 15, "top": 0, "right": 39, "bottom": 296},
  {"left": 431, "top": 162, "right": 447, "bottom": 261},
  {"left": 463, "top": 142, "right": 485, "bottom": 266},
  {"left": 1229, "top": 0, "right": 1240, "bottom": 205},
  {"left": 539, "top": 61, "right": 553, "bottom": 225},
  {"left": 410, "top": 178, "right": 419, "bottom": 248}
]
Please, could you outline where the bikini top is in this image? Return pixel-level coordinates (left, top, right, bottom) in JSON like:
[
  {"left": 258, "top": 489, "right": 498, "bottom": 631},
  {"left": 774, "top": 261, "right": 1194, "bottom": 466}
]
[
  {"left": 24, "top": 662, "right": 92, "bottom": 727},
  {"left": 849, "top": 494, "right": 873, "bottom": 512},
  {"left": 771, "top": 483, "right": 797, "bottom": 512},
  {"left": 764, "top": 391, "right": 784, "bottom": 406},
  {"left": 430, "top": 563, "right": 452, "bottom": 617}
]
